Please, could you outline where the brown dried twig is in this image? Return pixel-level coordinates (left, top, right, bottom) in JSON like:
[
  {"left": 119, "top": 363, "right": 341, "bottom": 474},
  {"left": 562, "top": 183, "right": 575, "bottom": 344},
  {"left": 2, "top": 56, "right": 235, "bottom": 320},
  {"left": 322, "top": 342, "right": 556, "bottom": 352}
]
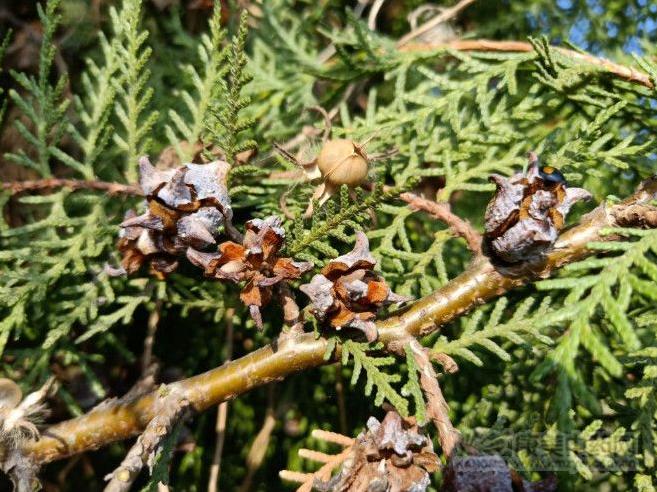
[
  {"left": 142, "top": 299, "right": 162, "bottom": 376},
  {"left": 1, "top": 178, "right": 143, "bottom": 196},
  {"left": 238, "top": 386, "right": 277, "bottom": 492},
  {"left": 17, "top": 178, "right": 657, "bottom": 467},
  {"left": 408, "top": 339, "right": 460, "bottom": 458},
  {"left": 397, "top": 0, "right": 477, "bottom": 47},
  {"left": 400, "top": 192, "right": 483, "bottom": 254},
  {"left": 207, "top": 308, "right": 235, "bottom": 492}
]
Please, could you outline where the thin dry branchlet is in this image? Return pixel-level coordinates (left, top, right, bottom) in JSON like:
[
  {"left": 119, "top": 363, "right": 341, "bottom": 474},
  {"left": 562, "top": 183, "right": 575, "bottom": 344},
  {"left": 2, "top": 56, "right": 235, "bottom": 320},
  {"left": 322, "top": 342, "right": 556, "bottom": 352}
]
[
  {"left": 408, "top": 340, "right": 460, "bottom": 458},
  {"left": 187, "top": 216, "right": 312, "bottom": 329},
  {"left": 400, "top": 192, "right": 483, "bottom": 255},
  {"left": 300, "top": 232, "right": 410, "bottom": 342}
]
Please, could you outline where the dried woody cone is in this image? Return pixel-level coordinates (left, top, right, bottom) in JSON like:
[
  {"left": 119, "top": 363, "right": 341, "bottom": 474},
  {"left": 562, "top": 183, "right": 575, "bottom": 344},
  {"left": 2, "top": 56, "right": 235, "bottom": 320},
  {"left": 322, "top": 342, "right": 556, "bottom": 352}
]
[
  {"left": 115, "top": 156, "right": 232, "bottom": 278},
  {"left": 315, "top": 410, "right": 440, "bottom": 492},
  {"left": 187, "top": 216, "right": 312, "bottom": 329},
  {"left": 484, "top": 152, "right": 592, "bottom": 263},
  {"left": 300, "top": 232, "right": 410, "bottom": 342}
]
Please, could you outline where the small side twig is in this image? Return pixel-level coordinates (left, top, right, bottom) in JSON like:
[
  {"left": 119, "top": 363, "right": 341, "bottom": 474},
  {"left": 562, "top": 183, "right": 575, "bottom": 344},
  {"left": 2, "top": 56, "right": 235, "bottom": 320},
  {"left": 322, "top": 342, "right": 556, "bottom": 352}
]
[
  {"left": 4, "top": 452, "right": 40, "bottom": 492},
  {"left": 104, "top": 390, "right": 189, "bottom": 492},
  {"left": 307, "top": 106, "right": 332, "bottom": 143},
  {"left": 397, "top": 0, "right": 476, "bottom": 47},
  {"left": 334, "top": 363, "right": 348, "bottom": 435},
  {"left": 278, "top": 283, "right": 304, "bottom": 339},
  {"left": 400, "top": 191, "right": 482, "bottom": 254},
  {"left": 409, "top": 339, "right": 460, "bottom": 458},
  {"left": 398, "top": 39, "right": 654, "bottom": 89},
  {"left": 237, "top": 386, "right": 277, "bottom": 492},
  {"left": 207, "top": 308, "right": 235, "bottom": 492},
  {"left": 327, "top": 83, "right": 358, "bottom": 121},
  {"left": 142, "top": 299, "right": 162, "bottom": 376},
  {"left": 367, "top": 0, "right": 386, "bottom": 30},
  {"left": 1, "top": 178, "right": 143, "bottom": 196}
]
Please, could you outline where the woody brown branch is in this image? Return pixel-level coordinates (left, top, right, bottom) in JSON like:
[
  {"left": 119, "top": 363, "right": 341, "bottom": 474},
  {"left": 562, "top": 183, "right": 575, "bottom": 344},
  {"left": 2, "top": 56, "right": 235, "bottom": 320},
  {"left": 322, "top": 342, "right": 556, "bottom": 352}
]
[{"left": 21, "top": 176, "right": 657, "bottom": 466}]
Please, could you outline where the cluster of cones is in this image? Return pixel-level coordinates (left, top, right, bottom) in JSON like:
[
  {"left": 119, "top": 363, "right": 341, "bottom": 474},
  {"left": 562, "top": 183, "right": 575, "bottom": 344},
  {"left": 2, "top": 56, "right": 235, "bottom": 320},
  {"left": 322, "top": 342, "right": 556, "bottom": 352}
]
[{"left": 115, "top": 158, "right": 408, "bottom": 334}]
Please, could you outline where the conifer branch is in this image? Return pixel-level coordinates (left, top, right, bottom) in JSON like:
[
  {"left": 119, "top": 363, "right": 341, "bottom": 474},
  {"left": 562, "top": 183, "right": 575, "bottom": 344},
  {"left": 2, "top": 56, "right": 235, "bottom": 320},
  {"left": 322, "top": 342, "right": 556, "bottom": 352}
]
[
  {"left": 398, "top": 39, "right": 653, "bottom": 88},
  {"left": 6, "top": 0, "right": 69, "bottom": 178},
  {"left": 19, "top": 176, "right": 657, "bottom": 465},
  {"left": 112, "top": 0, "right": 158, "bottom": 182}
]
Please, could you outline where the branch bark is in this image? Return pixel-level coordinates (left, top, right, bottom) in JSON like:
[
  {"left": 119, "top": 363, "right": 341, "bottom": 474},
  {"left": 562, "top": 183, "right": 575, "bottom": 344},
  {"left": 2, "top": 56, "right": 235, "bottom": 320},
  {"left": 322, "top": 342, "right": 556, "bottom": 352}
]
[{"left": 20, "top": 177, "right": 657, "bottom": 466}]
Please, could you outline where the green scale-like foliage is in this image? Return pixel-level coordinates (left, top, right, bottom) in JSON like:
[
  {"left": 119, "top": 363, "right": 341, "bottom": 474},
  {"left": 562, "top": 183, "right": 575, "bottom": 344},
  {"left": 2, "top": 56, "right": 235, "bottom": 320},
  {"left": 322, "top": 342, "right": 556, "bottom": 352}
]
[
  {"left": 2, "top": 0, "right": 657, "bottom": 489},
  {"left": 6, "top": 0, "right": 69, "bottom": 178}
]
